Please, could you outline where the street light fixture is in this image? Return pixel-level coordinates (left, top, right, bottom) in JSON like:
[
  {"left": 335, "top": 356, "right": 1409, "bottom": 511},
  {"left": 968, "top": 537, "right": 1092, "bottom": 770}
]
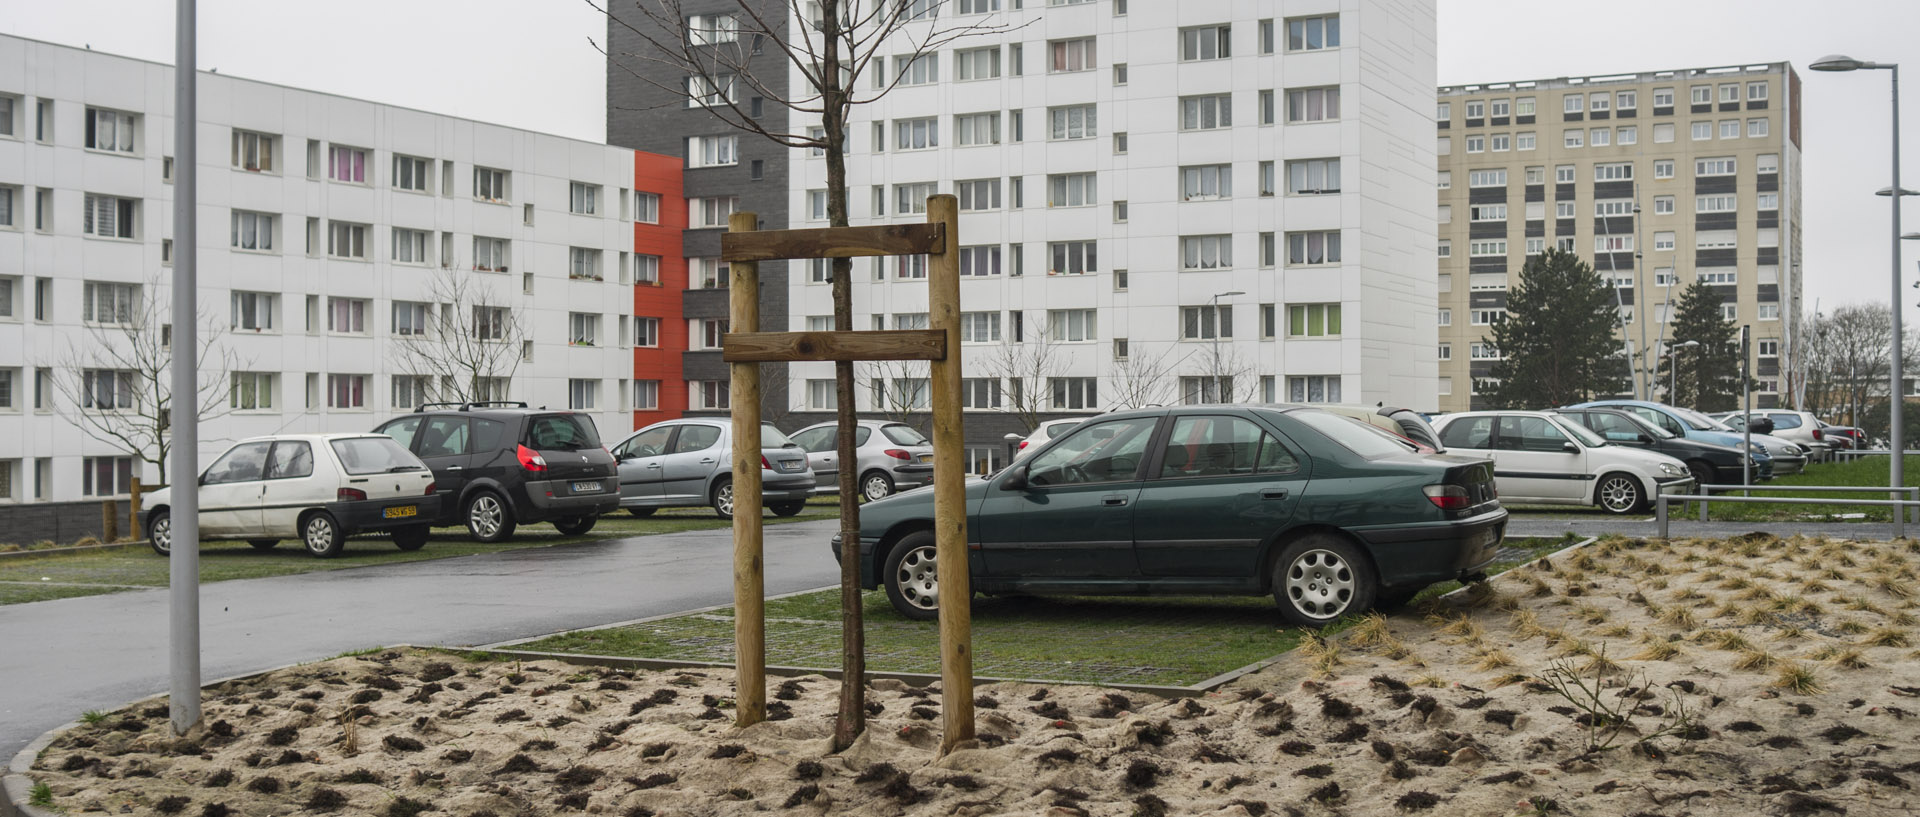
[
  {"left": 1877, "top": 187, "right": 1920, "bottom": 197},
  {"left": 1209, "top": 291, "right": 1246, "bottom": 403},
  {"left": 1666, "top": 340, "right": 1701, "bottom": 405},
  {"left": 1814, "top": 53, "right": 1905, "bottom": 538}
]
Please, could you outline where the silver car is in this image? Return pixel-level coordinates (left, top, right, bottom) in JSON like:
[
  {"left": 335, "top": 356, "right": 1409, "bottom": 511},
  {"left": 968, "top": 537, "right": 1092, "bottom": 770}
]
[
  {"left": 1012, "top": 418, "right": 1086, "bottom": 461},
  {"left": 611, "top": 419, "right": 815, "bottom": 519},
  {"left": 1714, "top": 410, "right": 1833, "bottom": 462},
  {"left": 789, "top": 420, "right": 934, "bottom": 501}
]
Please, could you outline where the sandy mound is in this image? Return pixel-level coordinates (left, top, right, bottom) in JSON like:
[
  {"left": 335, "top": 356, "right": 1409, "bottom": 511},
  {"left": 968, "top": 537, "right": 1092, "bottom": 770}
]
[{"left": 26, "top": 535, "right": 1920, "bottom": 816}]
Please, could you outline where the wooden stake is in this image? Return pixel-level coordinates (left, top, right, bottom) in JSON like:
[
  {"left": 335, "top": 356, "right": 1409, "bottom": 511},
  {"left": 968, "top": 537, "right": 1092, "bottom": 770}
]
[
  {"left": 102, "top": 500, "right": 119, "bottom": 544},
  {"left": 130, "top": 477, "right": 143, "bottom": 541},
  {"left": 926, "top": 194, "right": 975, "bottom": 752},
  {"left": 728, "top": 210, "right": 767, "bottom": 727}
]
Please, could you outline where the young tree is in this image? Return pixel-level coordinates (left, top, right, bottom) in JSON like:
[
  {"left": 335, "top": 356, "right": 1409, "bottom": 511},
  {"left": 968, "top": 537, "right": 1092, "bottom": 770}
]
[
  {"left": 1802, "top": 304, "right": 1894, "bottom": 433},
  {"left": 596, "top": 0, "right": 1015, "bottom": 749},
  {"left": 1481, "top": 249, "right": 1628, "bottom": 408},
  {"left": 1183, "top": 342, "right": 1262, "bottom": 404},
  {"left": 858, "top": 358, "right": 931, "bottom": 432},
  {"left": 388, "top": 266, "right": 527, "bottom": 405},
  {"left": 49, "top": 275, "right": 243, "bottom": 486},
  {"left": 1108, "top": 342, "right": 1189, "bottom": 410},
  {"left": 1664, "top": 280, "right": 1746, "bottom": 411},
  {"left": 978, "top": 321, "right": 1068, "bottom": 433}
]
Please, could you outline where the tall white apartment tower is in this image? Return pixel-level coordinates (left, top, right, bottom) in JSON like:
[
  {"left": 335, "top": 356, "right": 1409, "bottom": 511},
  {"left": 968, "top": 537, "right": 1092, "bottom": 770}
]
[{"left": 783, "top": 0, "right": 1438, "bottom": 467}]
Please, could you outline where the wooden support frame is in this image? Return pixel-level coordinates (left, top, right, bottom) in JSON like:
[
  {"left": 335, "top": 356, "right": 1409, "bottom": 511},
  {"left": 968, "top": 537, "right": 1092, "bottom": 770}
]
[{"left": 720, "top": 197, "right": 975, "bottom": 753}]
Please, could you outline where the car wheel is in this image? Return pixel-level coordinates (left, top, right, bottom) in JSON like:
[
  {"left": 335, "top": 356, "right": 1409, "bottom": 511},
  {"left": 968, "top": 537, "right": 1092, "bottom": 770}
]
[
  {"left": 861, "top": 471, "right": 895, "bottom": 502},
  {"left": 1271, "top": 533, "right": 1377, "bottom": 627},
  {"left": 464, "top": 491, "right": 517, "bottom": 543},
  {"left": 771, "top": 501, "right": 807, "bottom": 517},
  {"left": 247, "top": 539, "right": 279, "bottom": 551},
  {"left": 392, "top": 525, "right": 429, "bottom": 551},
  {"left": 1685, "top": 460, "right": 1716, "bottom": 494},
  {"left": 302, "top": 511, "right": 346, "bottom": 559},
  {"left": 628, "top": 507, "right": 657, "bottom": 518},
  {"left": 711, "top": 478, "right": 735, "bottom": 520},
  {"left": 148, "top": 510, "right": 172, "bottom": 557},
  {"left": 553, "top": 516, "right": 598, "bottom": 536},
  {"left": 1596, "top": 472, "right": 1647, "bottom": 515},
  {"left": 882, "top": 531, "right": 941, "bottom": 622}
]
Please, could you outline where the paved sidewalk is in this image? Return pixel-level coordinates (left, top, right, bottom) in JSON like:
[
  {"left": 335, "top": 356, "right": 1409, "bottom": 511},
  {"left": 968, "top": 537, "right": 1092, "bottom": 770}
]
[{"left": 1506, "top": 516, "right": 1903, "bottom": 541}]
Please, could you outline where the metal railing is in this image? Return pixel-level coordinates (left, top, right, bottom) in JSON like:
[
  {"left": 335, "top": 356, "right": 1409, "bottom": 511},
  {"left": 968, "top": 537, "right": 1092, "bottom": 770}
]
[
  {"left": 1831, "top": 448, "right": 1920, "bottom": 461},
  {"left": 1656, "top": 484, "right": 1920, "bottom": 539}
]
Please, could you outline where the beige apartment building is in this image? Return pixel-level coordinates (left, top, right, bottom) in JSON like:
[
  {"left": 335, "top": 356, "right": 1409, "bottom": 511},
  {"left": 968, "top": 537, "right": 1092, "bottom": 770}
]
[{"left": 1435, "top": 63, "right": 1803, "bottom": 412}]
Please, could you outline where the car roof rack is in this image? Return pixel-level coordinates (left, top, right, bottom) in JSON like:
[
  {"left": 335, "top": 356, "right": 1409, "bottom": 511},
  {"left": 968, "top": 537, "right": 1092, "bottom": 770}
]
[
  {"left": 415, "top": 402, "right": 466, "bottom": 412},
  {"left": 462, "top": 401, "right": 530, "bottom": 411}
]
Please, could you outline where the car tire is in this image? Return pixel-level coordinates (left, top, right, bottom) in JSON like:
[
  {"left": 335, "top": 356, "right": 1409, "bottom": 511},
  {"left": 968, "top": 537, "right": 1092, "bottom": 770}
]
[
  {"left": 392, "top": 526, "right": 429, "bottom": 551},
  {"left": 1595, "top": 472, "right": 1648, "bottom": 515},
  {"left": 553, "top": 516, "right": 598, "bottom": 536},
  {"left": 1271, "top": 533, "right": 1377, "bottom": 627},
  {"left": 771, "top": 501, "right": 807, "bottom": 517},
  {"left": 464, "top": 491, "right": 517, "bottom": 543},
  {"left": 711, "top": 478, "right": 734, "bottom": 520},
  {"left": 148, "top": 510, "right": 173, "bottom": 557},
  {"left": 882, "top": 531, "right": 941, "bottom": 622},
  {"left": 247, "top": 539, "right": 279, "bottom": 551},
  {"left": 302, "top": 511, "right": 346, "bottom": 559},
  {"left": 1684, "top": 460, "right": 1716, "bottom": 494},
  {"left": 628, "top": 507, "right": 657, "bottom": 518},
  {"left": 861, "top": 471, "right": 895, "bottom": 502}
]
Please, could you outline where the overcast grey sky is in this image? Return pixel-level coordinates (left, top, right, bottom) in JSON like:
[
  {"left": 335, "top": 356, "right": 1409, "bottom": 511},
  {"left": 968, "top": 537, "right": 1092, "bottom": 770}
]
[{"left": 7, "top": 0, "right": 1919, "bottom": 327}]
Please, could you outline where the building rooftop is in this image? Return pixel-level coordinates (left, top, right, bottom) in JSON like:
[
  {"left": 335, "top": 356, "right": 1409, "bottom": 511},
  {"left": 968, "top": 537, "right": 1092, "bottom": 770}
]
[{"left": 1440, "top": 62, "right": 1790, "bottom": 97}]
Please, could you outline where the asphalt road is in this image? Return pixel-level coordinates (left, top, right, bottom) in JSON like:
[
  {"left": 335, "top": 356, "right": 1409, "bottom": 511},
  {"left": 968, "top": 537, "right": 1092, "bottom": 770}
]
[{"left": 0, "top": 519, "right": 845, "bottom": 759}]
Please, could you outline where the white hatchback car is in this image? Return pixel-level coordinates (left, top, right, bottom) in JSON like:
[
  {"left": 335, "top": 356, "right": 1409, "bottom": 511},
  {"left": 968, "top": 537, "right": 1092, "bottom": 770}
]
[
  {"left": 1012, "top": 418, "right": 1087, "bottom": 461},
  {"left": 1432, "top": 411, "right": 1695, "bottom": 515},
  {"left": 144, "top": 434, "right": 441, "bottom": 558}
]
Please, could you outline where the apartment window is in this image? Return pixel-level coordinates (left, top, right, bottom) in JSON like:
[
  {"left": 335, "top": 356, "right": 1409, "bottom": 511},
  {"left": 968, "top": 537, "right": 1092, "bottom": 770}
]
[
  {"left": 1180, "top": 164, "right": 1233, "bottom": 200},
  {"left": 82, "top": 194, "right": 137, "bottom": 239},
  {"left": 320, "top": 145, "right": 367, "bottom": 184},
  {"left": 1469, "top": 342, "right": 1500, "bottom": 361},
  {"left": 1490, "top": 133, "right": 1511, "bottom": 152},
  {"left": 1284, "top": 304, "right": 1341, "bottom": 338},
  {"left": 886, "top": 117, "right": 938, "bottom": 152},
  {"left": 1050, "top": 377, "right": 1098, "bottom": 410},
  {"left": 1716, "top": 119, "right": 1738, "bottom": 139},
  {"left": 959, "top": 245, "right": 1001, "bottom": 277},
  {"left": 327, "top": 374, "right": 367, "bottom": 409},
  {"left": 961, "top": 378, "right": 1002, "bottom": 410},
  {"left": 956, "top": 46, "right": 1000, "bottom": 80},
  {"left": 687, "top": 12, "right": 738, "bottom": 44},
  {"left": 1594, "top": 235, "right": 1633, "bottom": 254},
  {"left": 1646, "top": 160, "right": 1673, "bottom": 181},
  {"left": 1696, "top": 194, "right": 1738, "bottom": 214},
  {"left": 1259, "top": 19, "right": 1275, "bottom": 54},
  {"left": 1261, "top": 233, "right": 1276, "bottom": 267},
  {"left": 84, "top": 107, "right": 138, "bottom": 153},
  {"left": 1563, "top": 130, "right": 1583, "bottom": 149},
  {"left": 635, "top": 192, "right": 660, "bottom": 223},
  {"left": 1563, "top": 94, "right": 1584, "bottom": 113},
  {"left": 1653, "top": 88, "right": 1674, "bottom": 107},
  {"left": 1524, "top": 238, "right": 1544, "bottom": 255},
  {"left": 1437, "top": 102, "right": 1451, "bottom": 122},
  {"left": 1617, "top": 126, "right": 1637, "bottom": 145},
  {"left": 1468, "top": 240, "right": 1507, "bottom": 257},
  {"left": 1437, "top": 344, "right": 1452, "bottom": 362},
  {"left": 1287, "top": 14, "right": 1340, "bottom": 50},
  {"left": 804, "top": 189, "right": 828, "bottom": 221},
  {"left": 1748, "top": 118, "right": 1769, "bottom": 138},
  {"left": 895, "top": 54, "right": 939, "bottom": 87},
  {"left": 1048, "top": 309, "right": 1098, "bottom": 342},
  {"left": 1515, "top": 132, "right": 1536, "bottom": 150},
  {"left": 1180, "top": 25, "right": 1231, "bottom": 61},
  {"left": 1757, "top": 192, "right": 1779, "bottom": 211},
  {"left": 1439, "top": 205, "right": 1452, "bottom": 223},
  {"left": 688, "top": 73, "right": 737, "bottom": 107},
  {"left": 231, "top": 129, "right": 276, "bottom": 172},
  {"left": 230, "top": 210, "right": 274, "bottom": 251},
  {"left": 324, "top": 298, "right": 366, "bottom": 334},
  {"left": 1467, "top": 168, "right": 1507, "bottom": 188},
  {"left": 1589, "top": 162, "right": 1632, "bottom": 182},
  {"left": 691, "top": 196, "right": 738, "bottom": 227},
  {"left": 893, "top": 255, "right": 929, "bottom": 280},
  {"left": 390, "top": 227, "right": 429, "bottom": 264},
  {"left": 894, "top": 182, "right": 937, "bottom": 215},
  {"left": 568, "top": 315, "right": 601, "bottom": 352},
  {"left": 1288, "top": 159, "right": 1340, "bottom": 195},
  {"left": 80, "top": 369, "right": 135, "bottom": 410},
  {"left": 1113, "top": 131, "right": 1128, "bottom": 154},
  {"left": 230, "top": 291, "right": 276, "bottom": 331},
  {"left": 1180, "top": 376, "right": 1234, "bottom": 405},
  {"left": 1491, "top": 98, "right": 1511, "bottom": 118},
  {"left": 1438, "top": 137, "right": 1451, "bottom": 156},
  {"left": 1438, "top": 171, "right": 1452, "bottom": 190},
  {"left": 1470, "top": 203, "right": 1507, "bottom": 221},
  {"left": 1287, "top": 231, "right": 1341, "bottom": 266},
  {"left": 1555, "top": 202, "right": 1574, "bottom": 218},
  {"left": 82, "top": 282, "right": 137, "bottom": 325},
  {"left": 1049, "top": 37, "right": 1095, "bottom": 73},
  {"left": 1113, "top": 63, "right": 1129, "bottom": 85},
  {"left": 693, "top": 257, "right": 731, "bottom": 289},
  {"left": 1262, "top": 160, "right": 1278, "bottom": 195},
  {"left": 392, "top": 154, "right": 430, "bottom": 192},
  {"left": 1438, "top": 309, "right": 1452, "bottom": 327},
  {"left": 1114, "top": 269, "right": 1129, "bottom": 291},
  {"left": 1466, "top": 135, "right": 1485, "bottom": 153},
  {"left": 1173, "top": 95, "right": 1234, "bottom": 132},
  {"left": 1753, "top": 154, "right": 1781, "bottom": 176},
  {"left": 1691, "top": 121, "right": 1712, "bottom": 141},
  {"left": 83, "top": 457, "right": 134, "bottom": 498},
  {"left": 1695, "top": 230, "right": 1738, "bottom": 250},
  {"left": 956, "top": 178, "right": 1001, "bottom": 212},
  {"left": 1180, "top": 305, "right": 1233, "bottom": 340},
  {"left": 1048, "top": 241, "right": 1097, "bottom": 275},
  {"left": 1553, "top": 165, "right": 1574, "bottom": 184},
  {"left": 1438, "top": 239, "right": 1452, "bottom": 258},
  {"left": 1046, "top": 173, "right": 1097, "bottom": 208},
  {"left": 1758, "top": 304, "right": 1780, "bottom": 321},
  {"left": 1049, "top": 105, "right": 1098, "bottom": 140},
  {"left": 226, "top": 371, "right": 275, "bottom": 411},
  {"left": 1181, "top": 235, "right": 1233, "bottom": 270},
  {"left": 1287, "top": 376, "right": 1341, "bottom": 404},
  {"left": 320, "top": 221, "right": 365, "bottom": 260},
  {"left": 1694, "top": 87, "right": 1713, "bottom": 105},
  {"left": 1009, "top": 42, "right": 1024, "bottom": 76},
  {"left": 1285, "top": 87, "right": 1338, "bottom": 123},
  {"left": 1470, "top": 309, "right": 1504, "bottom": 326},
  {"left": 1653, "top": 231, "right": 1675, "bottom": 251},
  {"left": 569, "top": 247, "right": 603, "bottom": 281},
  {"left": 1696, "top": 156, "right": 1737, "bottom": 176},
  {"left": 1654, "top": 123, "right": 1675, "bottom": 143},
  {"left": 1261, "top": 305, "right": 1278, "bottom": 339},
  {"left": 1654, "top": 267, "right": 1676, "bottom": 286},
  {"left": 562, "top": 182, "right": 600, "bottom": 217},
  {"left": 384, "top": 375, "right": 431, "bottom": 410},
  {"left": 960, "top": 311, "right": 1001, "bottom": 342},
  {"left": 1465, "top": 100, "right": 1485, "bottom": 119}
]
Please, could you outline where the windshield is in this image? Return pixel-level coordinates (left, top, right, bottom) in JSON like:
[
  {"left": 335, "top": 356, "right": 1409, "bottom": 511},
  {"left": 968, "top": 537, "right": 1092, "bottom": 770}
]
[
  {"left": 1624, "top": 413, "right": 1677, "bottom": 439},
  {"left": 1334, "top": 416, "right": 1421, "bottom": 452},
  {"left": 882, "top": 424, "right": 930, "bottom": 446},
  {"left": 762, "top": 424, "right": 795, "bottom": 448},
  {"left": 331, "top": 437, "right": 427, "bottom": 475},
  {"left": 1292, "top": 410, "right": 1416, "bottom": 459},
  {"left": 1554, "top": 416, "right": 1610, "bottom": 448},
  {"left": 1674, "top": 408, "right": 1729, "bottom": 432}
]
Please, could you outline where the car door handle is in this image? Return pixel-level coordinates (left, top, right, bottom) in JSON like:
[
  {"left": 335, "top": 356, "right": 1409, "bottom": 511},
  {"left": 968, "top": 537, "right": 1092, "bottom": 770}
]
[
  {"left": 1261, "top": 488, "right": 1289, "bottom": 500},
  {"left": 700, "top": 458, "right": 716, "bottom": 464},
  {"left": 646, "top": 463, "right": 662, "bottom": 468},
  {"left": 1102, "top": 496, "right": 1129, "bottom": 507},
  {"left": 446, "top": 466, "right": 463, "bottom": 471}
]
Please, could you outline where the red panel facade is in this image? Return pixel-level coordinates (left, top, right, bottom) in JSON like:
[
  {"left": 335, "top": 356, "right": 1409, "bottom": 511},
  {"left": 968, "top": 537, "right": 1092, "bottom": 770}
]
[{"left": 633, "top": 150, "right": 688, "bottom": 425}]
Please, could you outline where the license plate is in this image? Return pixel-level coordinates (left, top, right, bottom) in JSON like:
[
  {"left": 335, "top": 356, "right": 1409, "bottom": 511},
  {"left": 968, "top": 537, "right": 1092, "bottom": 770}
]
[
  {"left": 383, "top": 505, "right": 418, "bottom": 519},
  {"left": 572, "top": 481, "right": 600, "bottom": 493},
  {"left": 917, "top": 454, "right": 933, "bottom": 464}
]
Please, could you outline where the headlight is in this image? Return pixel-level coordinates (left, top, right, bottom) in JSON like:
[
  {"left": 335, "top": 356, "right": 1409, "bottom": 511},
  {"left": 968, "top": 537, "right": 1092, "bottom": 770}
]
[
  {"left": 1658, "top": 463, "right": 1682, "bottom": 476},
  {"left": 1748, "top": 443, "right": 1767, "bottom": 456}
]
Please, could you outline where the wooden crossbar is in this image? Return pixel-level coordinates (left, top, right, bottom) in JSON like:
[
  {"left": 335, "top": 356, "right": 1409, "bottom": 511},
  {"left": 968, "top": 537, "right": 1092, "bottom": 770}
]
[
  {"left": 721, "top": 329, "right": 947, "bottom": 363},
  {"left": 720, "top": 223, "right": 946, "bottom": 262}
]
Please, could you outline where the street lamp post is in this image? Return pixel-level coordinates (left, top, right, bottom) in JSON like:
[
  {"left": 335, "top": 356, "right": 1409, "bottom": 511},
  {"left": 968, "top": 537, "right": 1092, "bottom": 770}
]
[
  {"left": 1209, "top": 290, "right": 1245, "bottom": 403},
  {"left": 1813, "top": 54, "right": 1905, "bottom": 533},
  {"left": 1667, "top": 340, "right": 1701, "bottom": 405}
]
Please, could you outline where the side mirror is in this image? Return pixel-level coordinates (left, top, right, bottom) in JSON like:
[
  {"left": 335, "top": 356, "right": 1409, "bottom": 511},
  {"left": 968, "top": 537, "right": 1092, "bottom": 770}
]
[
  {"left": 198, "top": 472, "right": 211, "bottom": 486},
  {"left": 1000, "top": 463, "right": 1030, "bottom": 491},
  {"left": 1637, "top": 434, "right": 1654, "bottom": 444},
  {"left": 1562, "top": 441, "right": 1580, "bottom": 453}
]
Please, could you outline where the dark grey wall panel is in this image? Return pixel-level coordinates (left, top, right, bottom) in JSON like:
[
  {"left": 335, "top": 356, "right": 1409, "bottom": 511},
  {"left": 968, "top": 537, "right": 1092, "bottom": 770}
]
[
  {"left": 1758, "top": 174, "right": 1779, "bottom": 193},
  {"left": 1555, "top": 183, "right": 1576, "bottom": 199},
  {"left": 1469, "top": 221, "right": 1508, "bottom": 239},
  {"left": 1469, "top": 291, "right": 1509, "bottom": 308},
  {"left": 1758, "top": 284, "right": 1780, "bottom": 302},
  {"left": 1758, "top": 247, "right": 1779, "bottom": 266},
  {"left": 1525, "top": 221, "right": 1544, "bottom": 237},
  {"left": 1593, "top": 181, "right": 1634, "bottom": 199},
  {"left": 1695, "top": 249, "right": 1738, "bottom": 267},
  {"left": 1594, "top": 216, "right": 1634, "bottom": 234},
  {"left": 1524, "top": 186, "right": 1545, "bottom": 202},
  {"left": 1468, "top": 187, "right": 1509, "bottom": 204},
  {"left": 1469, "top": 257, "right": 1509, "bottom": 273},
  {"left": 1694, "top": 212, "right": 1737, "bottom": 231},
  {"left": 1695, "top": 176, "right": 1738, "bottom": 195},
  {"left": 682, "top": 350, "right": 727, "bottom": 381}
]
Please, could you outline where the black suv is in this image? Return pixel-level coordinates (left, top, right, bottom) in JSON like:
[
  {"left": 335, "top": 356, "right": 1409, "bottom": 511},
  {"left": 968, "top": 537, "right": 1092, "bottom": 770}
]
[{"left": 373, "top": 402, "right": 619, "bottom": 542}]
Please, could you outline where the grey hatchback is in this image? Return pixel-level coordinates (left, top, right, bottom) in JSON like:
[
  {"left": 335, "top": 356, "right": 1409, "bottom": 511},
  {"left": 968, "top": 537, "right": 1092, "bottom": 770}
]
[
  {"left": 789, "top": 420, "right": 935, "bottom": 501},
  {"left": 611, "top": 419, "right": 816, "bottom": 519}
]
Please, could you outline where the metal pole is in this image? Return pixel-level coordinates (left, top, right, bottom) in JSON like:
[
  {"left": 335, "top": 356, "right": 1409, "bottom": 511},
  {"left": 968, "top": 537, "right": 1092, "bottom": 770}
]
[
  {"left": 1742, "top": 326, "right": 1753, "bottom": 488},
  {"left": 1670, "top": 350, "right": 1677, "bottom": 404},
  {"left": 168, "top": 0, "right": 202, "bottom": 738},
  {"left": 1210, "top": 293, "right": 1222, "bottom": 402},
  {"left": 1890, "top": 64, "right": 1906, "bottom": 540}
]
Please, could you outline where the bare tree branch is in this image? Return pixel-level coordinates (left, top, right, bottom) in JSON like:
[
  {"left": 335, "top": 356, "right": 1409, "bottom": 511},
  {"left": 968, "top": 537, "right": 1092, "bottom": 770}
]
[
  {"left": 977, "top": 321, "right": 1069, "bottom": 433},
  {"left": 388, "top": 264, "right": 528, "bottom": 405}
]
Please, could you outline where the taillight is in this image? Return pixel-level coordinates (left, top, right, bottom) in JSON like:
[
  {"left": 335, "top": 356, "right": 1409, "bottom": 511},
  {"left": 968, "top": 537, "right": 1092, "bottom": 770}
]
[
  {"left": 761, "top": 455, "right": 772, "bottom": 470},
  {"left": 1423, "top": 484, "right": 1471, "bottom": 510},
  {"left": 1812, "top": 429, "right": 1823, "bottom": 440},
  {"left": 423, "top": 482, "right": 437, "bottom": 496},
  {"left": 883, "top": 449, "right": 911, "bottom": 460},
  {"left": 1018, "top": 441, "right": 1029, "bottom": 450},
  {"left": 517, "top": 444, "right": 548, "bottom": 472},
  {"left": 337, "top": 487, "right": 367, "bottom": 502}
]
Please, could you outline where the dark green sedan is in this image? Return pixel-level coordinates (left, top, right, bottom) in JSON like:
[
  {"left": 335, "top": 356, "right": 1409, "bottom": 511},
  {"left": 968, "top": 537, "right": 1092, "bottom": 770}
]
[{"left": 833, "top": 405, "right": 1508, "bottom": 627}]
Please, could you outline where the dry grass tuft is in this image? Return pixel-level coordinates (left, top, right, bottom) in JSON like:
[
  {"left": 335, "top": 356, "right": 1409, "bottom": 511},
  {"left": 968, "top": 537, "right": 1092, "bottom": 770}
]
[
  {"left": 1874, "top": 576, "right": 1915, "bottom": 599},
  {"left": 1487, "top": 673, "right": 1531, "bottom": 689},
  {"left": 1345, "top": 613, "right": 1398, "bottom": 653},
  {"left": 1736, "top": 606, "right": 1776, "bottom": 627},
  {"left": 1847, "top": 597, "right": 1890, "bottom": 616},
  {"left": 1508, "top": 610, "right": 1548, "bottom": 641},
  {"left": 1295, "top": 632, "right": 1345, "bottom": 678},
  {"left": 1719, "top": 576, "right": 1752, "bottom": 591},
  {"left": 1701, "top": 631, "right": 1755, "bottom": 652},
  {"left": 1580, "top": 652, "right": 1623, "bottom": 676},
  {"left": 1554, "top": 638, "right": 1596, "bottom": 659},
  {"left": 1772, "top": 662, "right": 1823, "bottom": 695},
  {"left": 1825, "top": 648, "right": 1870, "bottom": 670},
  {"left": 1733, "top": 648, "right": 1780, "bottom": 671},
  {"left": 1628, "top": 640, "right": 1684, "bottom": 662},
  {"left": 1522, "top": 574, "right": 1554, "bottom": 598},
  {"left": 1736, "top": 585, "right": 1777, "bottom": 603},
  {"left": 1657, "top": 606, "right": 1699, "bottom": 630},
  {"left": 1431, "top": 615, "right": 1483, "bottom": 645},
  {"left": 1770, "top": 626, "right": 1805, "bottom": 642},
  {"left": 1573, "top": 605, "right": 1609, "bottom": 625},
  {"left": 1891, "top": 610, "right": 1919, "bottom": 628},
  {"left": 1837, "top": 619, "right": 1871, "bottom": 635},
  {"left": 1473, "top": 649, "right": 1517, "bottom": 672},
  {"left": 1800, "top": 579, "right": 1833, "bottom": 595},
  {"left": 1861, "top": 628, "right": 1912, "bottom": 649},
  {"left": 1596, "top": 624, "right": 1633, "bottom": 639},
  {"left": 1708, "top": 601, "right": 1742, "bottom": 620},
  {"left": 1413, "top": 675, "right": 1448, "bottom": 689}
]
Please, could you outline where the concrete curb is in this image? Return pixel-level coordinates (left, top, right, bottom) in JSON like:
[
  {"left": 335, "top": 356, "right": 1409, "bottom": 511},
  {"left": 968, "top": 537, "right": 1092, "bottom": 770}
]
[{"left": 0, "top": 542, "right": 140, "bottom": 561}]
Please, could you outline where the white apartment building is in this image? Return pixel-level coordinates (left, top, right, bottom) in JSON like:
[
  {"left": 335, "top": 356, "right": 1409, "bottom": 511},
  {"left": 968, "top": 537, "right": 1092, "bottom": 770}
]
[
  {"left": 0, "top": 35, "right": 646, "bottom": 503},
  {"left": 784, "top": 0, "right": 1438, "bottom": 428}
]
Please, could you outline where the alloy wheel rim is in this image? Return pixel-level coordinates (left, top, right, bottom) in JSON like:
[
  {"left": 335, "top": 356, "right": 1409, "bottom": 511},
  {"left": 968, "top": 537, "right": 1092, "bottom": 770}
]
[
  {"left": 153, "top": 517, "right": 171, "bottom": 553},
  {"left": 865, "top": 476, "right": 890, "bottom": 500},
  {"left": 470, "top": 496, "right": 501, "bottom": 537},
  {"left": 896, "top": 545, "right": 938, "bottom": 610},
  {"left": 1284, "top": 549, "right": 1354, "bottom": 619},
  {"left": 305, "top": 517, "right": 333, "bottom": 553},
  {"left": 717, "top": 484, "right": 734, "bottom": 516},
  {"left": 1601, "top": 477, "right": 1638, "bottom": 512}
]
